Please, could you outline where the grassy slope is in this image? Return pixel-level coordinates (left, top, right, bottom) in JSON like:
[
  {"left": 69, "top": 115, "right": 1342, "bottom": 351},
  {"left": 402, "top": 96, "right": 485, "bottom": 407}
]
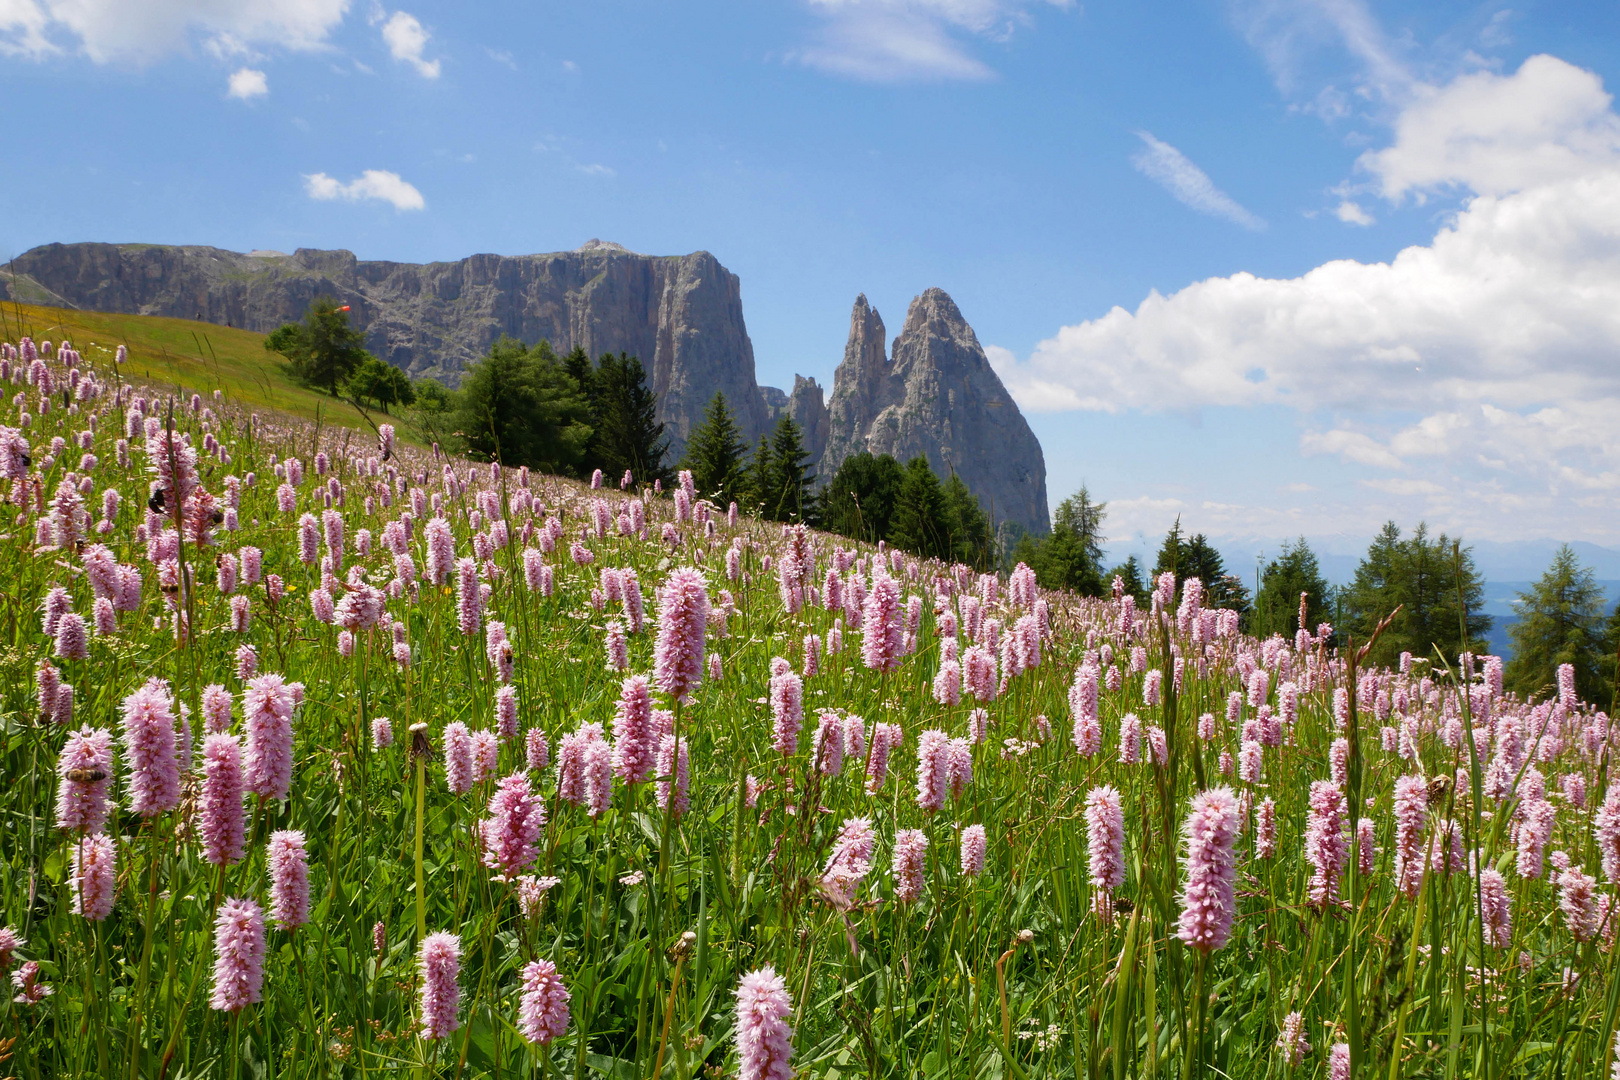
[{"left": 0, "top": 300, "right": 383, "bottom": 432}]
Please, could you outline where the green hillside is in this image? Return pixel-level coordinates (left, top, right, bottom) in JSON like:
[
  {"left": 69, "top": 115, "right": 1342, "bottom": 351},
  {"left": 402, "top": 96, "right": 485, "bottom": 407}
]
[{"left": 0, "top": 300, "right": 385, "bottom": 432}]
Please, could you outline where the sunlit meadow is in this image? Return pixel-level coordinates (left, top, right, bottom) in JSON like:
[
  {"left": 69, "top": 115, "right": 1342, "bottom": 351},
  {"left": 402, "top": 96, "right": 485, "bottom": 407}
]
[{"left": 0, "top": 333, "right": 1617, "bottom": 1080}]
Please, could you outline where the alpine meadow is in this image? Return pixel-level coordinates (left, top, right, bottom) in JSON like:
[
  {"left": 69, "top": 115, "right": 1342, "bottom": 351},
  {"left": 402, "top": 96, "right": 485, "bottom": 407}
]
[{"left": 0, "top": 317, "right": 1616, "bottom": 1080}]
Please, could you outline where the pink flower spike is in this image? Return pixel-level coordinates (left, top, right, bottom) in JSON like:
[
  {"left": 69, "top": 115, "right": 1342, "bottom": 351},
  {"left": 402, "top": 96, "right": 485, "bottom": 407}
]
[
  {"left": 199, "top": 733, "right": 247, "bottom": 867},
  {"left": 892, "top": 829, "right": 929, "bottom": 904},
  {"left": 418, "top": 931, "right": 462, "bottom": 1039},
  {"left": 517, "top": 958, "right": 571, "bottom": 1046},
  {"left": 121, "top": 678, "right": 181, "bottom": 817},
  {"left": 267, "top": 830, "right": 311, "bottom": 931},
  {"left": 70, "top": 833, "right": 116, "bottom": 921},
  {"left": 733, "top": 966, "right": 795, "bottom": 1080},
  {"left": 209, "top": 898, "right": 266, "bottom": 1012},
  {"left": 1175, "top": 786, "right": 1241, "bottom": 954},
  {"left": 55, "top": 726, "right": 114, "bottom": 834},
  {"left": 654, "top": 567, "right": 710, "bottom": 704},
  {"left": 960, "top": 824, "right": 987, "bottom": 878}
]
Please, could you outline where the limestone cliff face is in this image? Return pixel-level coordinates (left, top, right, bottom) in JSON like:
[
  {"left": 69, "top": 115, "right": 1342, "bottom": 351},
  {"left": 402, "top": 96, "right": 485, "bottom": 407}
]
[
  {"left": 823, "top": 294, "right": 890, "bottom": 474},
  {"left": 787, "top": 376, "right": 829, "bottom": 471},
  {"left": 823, "top": 289, "right": 1049, "bottom": 535},
  {"left": 2, "top": 240, "right": 770, "bottom": 459}
]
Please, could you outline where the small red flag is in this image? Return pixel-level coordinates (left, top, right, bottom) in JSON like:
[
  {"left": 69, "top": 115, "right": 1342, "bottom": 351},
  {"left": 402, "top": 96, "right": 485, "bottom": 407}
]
[{"left": 338, "top": 305, "right": 351, "bottom": 312}]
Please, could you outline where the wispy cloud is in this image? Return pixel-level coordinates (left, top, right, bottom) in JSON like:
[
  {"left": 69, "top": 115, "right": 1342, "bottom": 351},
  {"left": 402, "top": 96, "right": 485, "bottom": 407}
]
[
  {"left": 1231, "top": 0, "right": 1413, "bottom": 105},
  {"left": 1, "top": 0, "right": 348, "bottom": 64},
  {"left": 304, "top": 169, "right": 426, "bottom": 211},
  {"left": 533, "top": 139, "right": 616, "bottom": 179},
  {"left": 791, "top": 0, "right": 1069, "bottom": 83},
  {"left": 1130, "top": 132, "right": 1265, "bottom": 229}
]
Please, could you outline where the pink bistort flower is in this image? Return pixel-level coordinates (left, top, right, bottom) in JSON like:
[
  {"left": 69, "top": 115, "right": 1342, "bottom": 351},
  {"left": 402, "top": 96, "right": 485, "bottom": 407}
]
[
  {"left": 70, "top": 833, "right": 116, "bottom": 921},
  {"left": 1086, "top": 785, "right": 1126, "bottom": 918},
  {"left": 654, "top": 567, "right": 710, "bottom": 703},
  {"left": 121, "top": 678, "right": 181, "bottom": 817},
  {"left": 199, "top": 733, "right": 247, "bottom": 867},
  {"left": 517, "top": 958, "right": 571, "bottom": 1045},
  {"left": 418, "top": 931, "right": 462, "bottom": 1039},
  {"left": 734, "top": 966, "right": 795, "bottom": 1080},
  {"left": 479, "top": 773, "right": 547, "bottom": 879},
  {"left": 960, "top": 823, "right": 987, "bottom": 878},
  {"left": 1176, "top": 786, "right": 1241, "bottom": 953},
  {"left": 267, "top": 830, "right": 311, "bottom": 930},
  {"left": 209, "top": 898, "right": 266, "bottom": 1012},
  {"left": 892, "top": 829, "right": 929, "bottom": 903},
  {"left": 56, "top": 726, "right": 114, "bottom": 834}
]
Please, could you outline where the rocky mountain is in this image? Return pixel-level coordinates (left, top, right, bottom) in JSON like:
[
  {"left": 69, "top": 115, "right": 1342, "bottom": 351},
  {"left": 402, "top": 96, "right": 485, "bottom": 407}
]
[
  {"left": 1, "top": 239, "right": 769, "bottom": 459},
  {"left": 819, "top": 290, "right": 1049, "bottom": 535},
  {"left": 4, "top": 241, "right": 1047, "bottom": 532}
]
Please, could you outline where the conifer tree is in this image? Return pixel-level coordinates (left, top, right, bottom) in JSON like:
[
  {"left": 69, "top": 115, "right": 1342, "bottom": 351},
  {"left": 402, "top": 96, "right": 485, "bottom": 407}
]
[
  {"left": 1253, "top": 538, "right": 1332, "bottom": 638},
  {"left": 890, "top": 456, "right": 948, "bottom": 560},
  {"left": 264, "top": 296, "right": 371, "bottom": 395},
  {"left": 755, "top": 416, "right": 816, "bottom": 523},
  {"left": 681, "top": 393, "right": 750, "bottom": 506},
  {"left": 1014, "top": 485, "right": 1107, "bottom": 593},
  {"left": 1341, "top": 521, "right": 1491, "bottom": 668},
  {"left": 1506, "top": 544, "right": 1610, "bottom": 702},
  {"left": 451, "top": 336, "right": 592, "bottom": 473},
  {"left": 940, "top": 471, "right": 994, "bottom": 569},
  {"left": 822, "top": 452, "right": 905, "bottom": 544},
  {"left": 587, "top": 352, "right": 670, "bottom": 487}
]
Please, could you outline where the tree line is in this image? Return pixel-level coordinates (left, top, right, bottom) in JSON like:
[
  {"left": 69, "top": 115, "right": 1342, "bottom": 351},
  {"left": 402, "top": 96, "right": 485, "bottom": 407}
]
[
  {"left": 680, "top": 393, "right": 997, "bottom": 568},
  {"left": 267, "top": 300, "right": 999, "bottom": 564},
  {"left": 1015, "top": 487, "right": 1620, "bottom": 704}
]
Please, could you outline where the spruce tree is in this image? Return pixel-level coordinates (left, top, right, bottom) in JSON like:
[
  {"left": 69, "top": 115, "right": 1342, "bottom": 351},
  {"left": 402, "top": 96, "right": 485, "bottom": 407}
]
[
  {"left": 681, "top": 393, "right": 750, "bottom": 506},
  {"left": 263, "top": 295, "right": 371, "bottom": 395},
  {"left": 1054, "top": 486, "right": 1108, "bottom": 571},
  {"left": 1105, "top": 555, "right": 1148, "bottom": 602},
  {"left": 758, "top": 416, "right": 816, "bottom": 523},
  {"left": 563, "top": 346, "right": 595, "bottom": 402},
  {"left": 743, "top": 435, "right": 774, "bottom": 517},
  {"left": 1154, "top": 519, "right": 1188, "bottom": 580},
  {"left": 890, "top": 456, "right": 948, "bottom": 560},
  {"left": 1253, "top": 538, "right": 1332, "bottom": 638},
  {"left": 1604, "top": 602, "right": 1620, "bottom": 705},
  {"left": 1012, "top": 485, "right": 1107, "bottom": 593},
  {"left": 1153, "top": 521, "right": 1247, "bottom": 612},
  {"left": 451, "top": 336, "right": 592, "bottom": 473},
  {"left": 588, "top": 352, "right": 670, "bottom": 487},
  {"left": 1506, "top": 545, "right": 1610, "bottom": 702}
]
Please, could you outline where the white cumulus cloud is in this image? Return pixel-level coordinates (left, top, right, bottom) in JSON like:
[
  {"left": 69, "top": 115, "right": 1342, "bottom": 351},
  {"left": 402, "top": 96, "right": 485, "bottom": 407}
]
[
  {"left": 381, "top": 10, "right": 438, "bottom": 78},
  {"left": 228, "top": 67, "right": 268, "bottom": 99},
  {"left": 1131, "top": 132, "right": 1265, "bottom": 230},
  {"left": 304, "top": 169, "right": 425, "bottom": 211},
  {"left": 792, "top": 0, "right": 1069, "bottom": 83},
  {"left": 995, "top": 163, "right": 1620, "bottom": 417},
  {"left": 990, "top": 54, "right": 1620, "bottom": 537},
  {"left": 1, "top": 0, "right": 349, "bottom": 63},
  {"left": 1359, "top": 54, "right": 1620, "bottom": 201}
]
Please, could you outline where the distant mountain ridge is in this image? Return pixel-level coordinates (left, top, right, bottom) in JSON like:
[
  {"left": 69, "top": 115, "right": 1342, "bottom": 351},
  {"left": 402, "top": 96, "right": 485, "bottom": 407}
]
[
  {"left": 1, "top": 240, "right": 769, "bottom": 460},
  {"left": 3, "top": 240, "right": 1051, "bottom": 533}
]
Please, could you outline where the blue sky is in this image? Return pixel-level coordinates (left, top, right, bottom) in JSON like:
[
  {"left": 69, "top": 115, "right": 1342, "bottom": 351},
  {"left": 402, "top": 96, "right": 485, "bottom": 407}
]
[{"left": 4, "top": 0, "right": 1620, "bottom": 559}]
